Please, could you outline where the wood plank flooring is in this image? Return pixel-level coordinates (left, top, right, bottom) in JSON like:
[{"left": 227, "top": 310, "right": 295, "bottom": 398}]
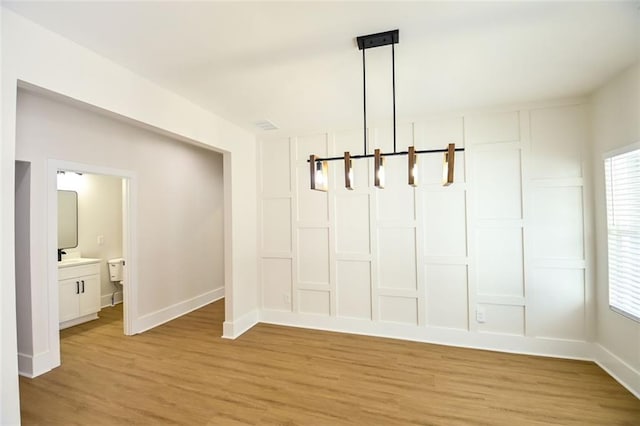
[{"left": 19, "top": 300, "right": 640, "bottom": 425}]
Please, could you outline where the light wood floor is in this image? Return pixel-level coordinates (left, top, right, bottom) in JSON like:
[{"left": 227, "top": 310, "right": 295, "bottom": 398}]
[{"left": 19, "top": 300, "right": 640, "bottom": 425}]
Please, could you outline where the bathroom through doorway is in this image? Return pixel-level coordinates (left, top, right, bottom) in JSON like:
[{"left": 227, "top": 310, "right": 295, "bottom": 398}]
[
  {"left": 49, "top": 160, "right": 137, "bottom": 354},
  {"left": 57, "top": 170, "right": 127, "bottom": 331}
]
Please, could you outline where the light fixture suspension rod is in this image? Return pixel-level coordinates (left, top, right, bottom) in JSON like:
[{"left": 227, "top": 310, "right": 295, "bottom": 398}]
[
  {"left": 392, "top": 42, "right": 397, "bottom": 154},
  {"left": 362, "top": 48, "right": 367, "bottom": 156},
  {"left": 307, "top": 147, "right": 465, "bottom": 163}
]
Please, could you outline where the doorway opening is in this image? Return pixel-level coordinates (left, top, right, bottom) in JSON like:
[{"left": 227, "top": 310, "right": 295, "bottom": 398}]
[
  {"left": 14, "top": 85, "right": 229, "bottom": 379},
  {"left": 57, "top": 170, "right": 127, "bottom": 331},
  {"left": 48, "top": 160, "right": 137, "bottom": 367}
]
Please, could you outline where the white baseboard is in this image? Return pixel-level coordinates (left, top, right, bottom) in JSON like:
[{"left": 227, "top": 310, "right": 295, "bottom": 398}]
[
  {"left": 59, "top": 313, "right": 99, "bottom": 330},
  {"left": 101, "top": 291, "right": 123, "bottom": 308},
  {"left": 593, "top": 344, "right": 640, "bottom": 399},
  {"left": 17, "top": 352, "right": 33, "bottom": 377},
  {"left": 223, "top": 309, "right": 260, "bottom": 339},
  {"left": 134, "top": 287, "right": 224, "bottom": 334},
  {"left": 18, "top": 351, "right": 53, "bottom": 378},
  {"left": 260, "top": 310, "right": 592, "bottom": 361}
]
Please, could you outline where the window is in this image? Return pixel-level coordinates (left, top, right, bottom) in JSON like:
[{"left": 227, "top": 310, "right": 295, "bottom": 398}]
[{"left": 604, "top": 144, "right": 640, "bottom": 322}]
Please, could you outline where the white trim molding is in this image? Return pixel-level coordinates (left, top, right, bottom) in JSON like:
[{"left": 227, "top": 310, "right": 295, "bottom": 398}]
[
  {"left": 134, "top": 287, "right": 224, "bottom": 334},
  {"left": 223, "top": 309, "right": 260, "bottom": 339},
  {"left": 260, "top": 309, "right": 593, "bottom": 361},
  {"left": 101, "top": 292, "right": 123, "bottom": 308},
  {"left": 60, "top": 314, "right": 99, "bottom": 330},
  {"left": 593, "top": 344, "right": 640, "bottom": 399},
  {"left": 17, "top": 351, "right": 53, "bottom": 379}
]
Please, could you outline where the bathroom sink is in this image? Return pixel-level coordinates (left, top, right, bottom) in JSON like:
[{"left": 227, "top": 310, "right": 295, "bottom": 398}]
[
  {"left": 59, "top": 258, "right": 85, "bottom": 265},
  {"left": 58, "top": 257, "right": 100, "bottom": 267}
]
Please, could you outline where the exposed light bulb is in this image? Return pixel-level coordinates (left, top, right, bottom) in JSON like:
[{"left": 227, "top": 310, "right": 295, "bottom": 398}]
[
  {"left": 309, "top": 154, "right": 328, "bottom": 191},
  {"left": 344, "top": 152, "right": 354, "bottom": 190},
  {"left": 442, "top": 154, "right": 449, "bottom": 182},
  {"left": 408, "top": 146, "right": 418, "bottom": 187},
  {"left": 316, "top": 163, "right": 325, "bottom": 186}
]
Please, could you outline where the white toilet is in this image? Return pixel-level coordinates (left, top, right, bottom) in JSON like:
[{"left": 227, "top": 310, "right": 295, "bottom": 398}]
[{"left": 107, "top": 258, "right": 125, "bottom": 305}]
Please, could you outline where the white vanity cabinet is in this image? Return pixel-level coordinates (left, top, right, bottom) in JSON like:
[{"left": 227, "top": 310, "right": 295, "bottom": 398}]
[{"left": 58, "top": 259, "right": 101, "bottom": 329}]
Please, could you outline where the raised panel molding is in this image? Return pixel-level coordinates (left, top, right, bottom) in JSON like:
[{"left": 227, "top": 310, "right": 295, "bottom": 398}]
[
  {"left": 296, "top": 134, "right": 328, "bottom": 161},
  {"left": 473, "top": 147, "right": 523, "bottom": 219},
  {"left": 259, "top": 100, "right": 590, "bottom": 362},
  {"left": 372, "top": 124, "right": 413, "bottom": 154},
  {"left": 299, "top": 289, "right": 331, "bottom": 316},
  {"left": 476, "top": 304, "right": 525, "bottom": 336},
  {"left": 425, "top": 264, "right": 469, "bottom": 330},
  {"left": 530, "top": 186, "right": 585, "bottom": 260},
  {"left": 262, "top": 258, "right": 293, "bottom": 312},
  {"left": 296, "top": 164, "right": 329, "bottom": 222},
  {"left": 262, "top": 198, "right": 292, "bottom": 254},
  {"left": 530, "top": 105, "right": 586, "bottom": 179},
  {"left": 297, "top": 228, "right": 330, "bottom": 285},
  {"left": 465, "top": 111, "right": 520, "bottom": 145},
  {"left": 527, "top": 268, "right": 586, "bottom": 340},
  {"left": 413, "top": 117, "right": 464, "bottom": 151},
  {"left": 378, "top": 227, "right": 417, "bottom": 291},
  {"left": 423, "top": 189, "right": 467, "bottom": 258},
  {"left": 335, "top": 194, "right": 371, "bottom": 255},
  {"left": 336, "top": 260, "right": 372, "bottom": 320},
  {"left": 476, "top": 227, "right": 524, "bottom": 298},
  {"left": 379, "top": 296, "right": 418, "bottom": 325},
  {"left": 261, "top": 138, "right": 291, "bottom": 195},
  {"left": 334, "top": 128, "right": 366, "bottom": 155},
  {"left": 476, "top": 295, "right": 525, "bottom": 306},
  {"left": 376, "top": 156, "right": 416, "bottom": 222}
]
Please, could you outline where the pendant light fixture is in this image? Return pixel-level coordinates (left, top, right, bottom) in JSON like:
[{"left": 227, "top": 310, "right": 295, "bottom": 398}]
[
  {"left": 442, "top": 143, "right": 456, "bottom": 186},
  {"left": 408, "top": 146, "right": 418, "bottom": 187},
  {"left": 309, "top": 154, "right": 328, "bottom": 191},
  {"left": 344, "top": 151, "right": 354, "bottom": 190},
  {"left": 308, "top": 29, "right": 464, "bottom": 191},
  {"left": 374, "top": 148, "right": 385, "bottom": 188}
]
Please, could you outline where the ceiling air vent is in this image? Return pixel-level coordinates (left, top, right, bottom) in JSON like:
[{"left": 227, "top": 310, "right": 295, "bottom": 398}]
[{"left": 254, "top": 120, "right": 278, "bottom": 131}]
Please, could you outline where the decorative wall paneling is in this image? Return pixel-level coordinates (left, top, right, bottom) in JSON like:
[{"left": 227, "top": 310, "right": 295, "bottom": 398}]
[
  {"left": 525, "top": 105, "right": 589, "bottom": 342},
  {"left": 259, "top": 102, "right": 590, "bottom": 357}
]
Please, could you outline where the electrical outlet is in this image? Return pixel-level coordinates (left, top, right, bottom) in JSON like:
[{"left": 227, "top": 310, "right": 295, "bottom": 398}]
[
  {"left": 476, "top": 306, "right": 486, "bottom": 323},
  {"left": 97, "top": 235, "right": 104, "bottom": 245},
  {"left": 283, "top": 293, "right": 291, "bottom": 304}
]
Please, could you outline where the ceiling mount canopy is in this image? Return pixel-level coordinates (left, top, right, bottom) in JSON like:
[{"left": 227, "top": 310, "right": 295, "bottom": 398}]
[
  {"left": 356, "top": 29, "right": 399, "bottom": 50},
  {"left": 309, "top": 29, "right": 464, "bottom": 191}
]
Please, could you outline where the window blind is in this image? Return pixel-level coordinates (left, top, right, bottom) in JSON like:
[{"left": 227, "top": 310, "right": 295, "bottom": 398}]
[{"left": 604, "top": 147, "right": 640, "bottom": 322}]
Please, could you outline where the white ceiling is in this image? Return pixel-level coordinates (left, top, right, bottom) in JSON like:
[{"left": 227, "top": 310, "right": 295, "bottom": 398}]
[{"left": 4, "top": 1, "right": 640, "bottom": 136}]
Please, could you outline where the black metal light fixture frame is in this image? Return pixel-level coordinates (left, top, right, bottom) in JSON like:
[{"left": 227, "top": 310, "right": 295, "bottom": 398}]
[{"left": 308, "top": 29, "right": 464, "bottom": 191}]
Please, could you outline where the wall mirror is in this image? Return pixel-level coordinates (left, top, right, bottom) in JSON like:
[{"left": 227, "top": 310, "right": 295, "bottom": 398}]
[{"left": 58, "top": 190, "right": 78, "bottom": 249}]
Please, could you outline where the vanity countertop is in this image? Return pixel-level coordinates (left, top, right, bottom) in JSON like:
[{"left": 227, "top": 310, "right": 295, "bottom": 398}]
[{"left": 58, "top": 257, "right": 101, "bottom": 268}]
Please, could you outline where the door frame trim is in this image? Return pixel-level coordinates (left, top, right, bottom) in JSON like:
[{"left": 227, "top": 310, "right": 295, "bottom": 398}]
[{"left": 47, "top": 159, "right": 137, "bottom": 368}]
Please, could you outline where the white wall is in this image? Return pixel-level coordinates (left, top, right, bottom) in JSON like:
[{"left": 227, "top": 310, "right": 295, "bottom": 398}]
[
  {"left": 1, "top": 10, "right": 257, "bottom": 424},
  {"left": 591, "top": 62, "right": 640, "bottom": 396},
  {"left": 259, "top": 99, "right": 592, "bottom": 358},
  {"left": 72, "top": 173, "right": 124, "bottom": 306}
]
